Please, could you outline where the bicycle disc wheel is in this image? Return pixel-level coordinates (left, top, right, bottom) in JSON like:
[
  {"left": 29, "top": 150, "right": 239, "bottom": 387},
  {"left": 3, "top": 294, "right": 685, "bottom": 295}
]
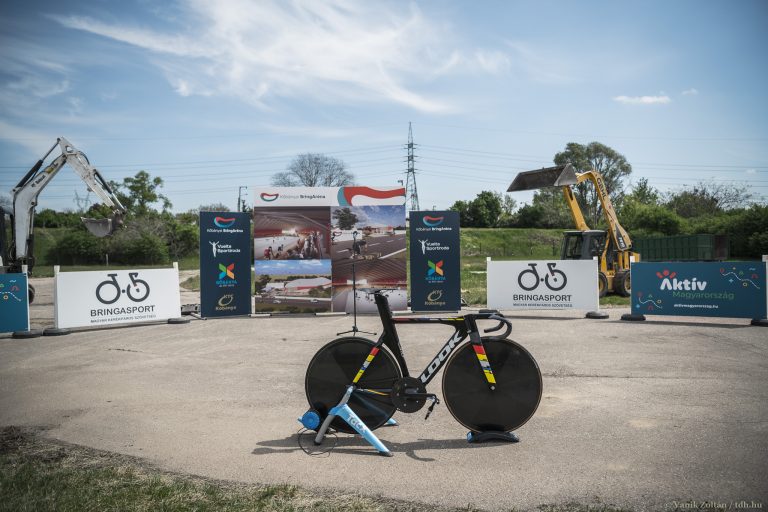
[
  {"left": 305, "top": 337, "right": 401, "bottom": 434},
  {"left": 443, "top": 338, "right": 542, "bottom": 433}
]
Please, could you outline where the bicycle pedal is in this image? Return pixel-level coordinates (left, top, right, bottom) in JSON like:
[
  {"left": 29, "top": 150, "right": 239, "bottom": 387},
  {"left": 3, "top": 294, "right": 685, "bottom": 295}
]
[{"left": 424, "top": 396, "right": 440, "bottom": 420}]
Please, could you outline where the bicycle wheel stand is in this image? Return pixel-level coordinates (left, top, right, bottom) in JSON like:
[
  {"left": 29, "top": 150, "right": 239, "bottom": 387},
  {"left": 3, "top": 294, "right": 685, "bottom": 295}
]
[
  {"left": 466, "top": 431, "right": 519, "bottom": 443},
  {"left": 312, "top": 385, "right": 393, "bottom": 457}
]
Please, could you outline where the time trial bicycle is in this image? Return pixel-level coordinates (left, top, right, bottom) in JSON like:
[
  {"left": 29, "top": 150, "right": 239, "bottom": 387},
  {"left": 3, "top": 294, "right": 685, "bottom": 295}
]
[{"left": 300, "top": 290, "right": 542, "bottom": 456}]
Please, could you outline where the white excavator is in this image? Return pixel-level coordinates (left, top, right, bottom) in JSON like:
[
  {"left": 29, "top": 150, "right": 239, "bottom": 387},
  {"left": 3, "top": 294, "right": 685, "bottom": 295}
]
[{"left": 0, "top": 137, "right": 126, "bottom": 302}]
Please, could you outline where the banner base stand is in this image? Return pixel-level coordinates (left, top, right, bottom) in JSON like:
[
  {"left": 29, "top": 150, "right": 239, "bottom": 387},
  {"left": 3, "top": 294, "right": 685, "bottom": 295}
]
[
  {"left": 586, "top": 310, "right": 609, "bottom": 319},
  {"left": 12, "top": 329, "right": 43, "bottom": 339},
  {"left": 167, "top": 317, "right": 191, "bottom": 324},
  {"left": 751, "top": 318, "right": 768, "bottom": 327},
  {"left": 43, "top": 328, "right": 70, "bottom": 336},
  {"left": 621, "top": 313, "right": 646, "bottom": 322},
  {"left": 180, "top": 304, "right": 200, "bottom": 316},
  {"left": 466, "top": 430, "right": 519, "bottom": 443}
]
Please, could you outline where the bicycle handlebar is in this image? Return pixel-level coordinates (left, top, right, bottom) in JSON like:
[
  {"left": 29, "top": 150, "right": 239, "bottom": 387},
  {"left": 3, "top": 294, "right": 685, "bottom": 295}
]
[{"left": 481, "top": 314, "right": 512, "bottom": 340}]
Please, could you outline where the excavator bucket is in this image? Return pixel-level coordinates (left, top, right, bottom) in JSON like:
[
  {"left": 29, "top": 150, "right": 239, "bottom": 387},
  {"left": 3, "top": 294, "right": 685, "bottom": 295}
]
[
  {"left": 507, "top": 164, "right": 578, "bottom": 192},
  {"left": 81, "top": 213, "right": 123, "bottom": 237}
]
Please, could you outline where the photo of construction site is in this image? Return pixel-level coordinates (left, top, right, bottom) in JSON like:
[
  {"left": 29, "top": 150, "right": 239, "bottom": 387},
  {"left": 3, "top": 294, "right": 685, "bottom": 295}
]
[
  {"left": 253, "top": 207, "right": 331, "bottom": 261},
  {"left": 252, "top": 259, "right": 332, "bottom": 314},
  {"left": 330, "top": 205, "right": 408, "bottom": 312}
]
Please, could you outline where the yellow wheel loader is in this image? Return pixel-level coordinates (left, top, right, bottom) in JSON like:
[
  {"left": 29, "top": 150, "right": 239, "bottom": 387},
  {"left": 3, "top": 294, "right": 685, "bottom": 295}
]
[{"left": 508, "top": 164, "right": 639, "bottom": 297}]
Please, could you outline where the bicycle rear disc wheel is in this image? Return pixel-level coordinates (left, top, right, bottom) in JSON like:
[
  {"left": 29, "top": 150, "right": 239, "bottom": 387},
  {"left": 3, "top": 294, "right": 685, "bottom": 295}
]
[
  {"left": 442, "top": 338, "right": 542, "bottom": 433},
  {"left": 305, "top": 337, "right": 401, "bottom": 434}
]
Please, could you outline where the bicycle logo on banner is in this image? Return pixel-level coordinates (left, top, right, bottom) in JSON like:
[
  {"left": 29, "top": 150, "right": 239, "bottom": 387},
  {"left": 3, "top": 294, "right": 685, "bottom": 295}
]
[
  {"left": 517, "top": 262, "right": 567, "bottom": 291},
  {"left": 96, "top": 273, "right": 150, "bottom": 305}
]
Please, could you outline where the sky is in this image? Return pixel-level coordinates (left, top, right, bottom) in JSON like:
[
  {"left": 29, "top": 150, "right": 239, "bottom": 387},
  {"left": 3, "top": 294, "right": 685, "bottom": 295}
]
[{"left": 1, "top": 0, "right": 766, "bottom": 214}]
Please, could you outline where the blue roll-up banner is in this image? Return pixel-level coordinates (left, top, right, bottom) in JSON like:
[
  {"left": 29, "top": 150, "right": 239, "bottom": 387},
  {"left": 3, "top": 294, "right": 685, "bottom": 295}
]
[
  {"left": 631, "top": 262, "right": 767, "bottom": 319},
  {"left": 409, "top": 211, "right": 461, "bottom": 311},
  {"left": 200, "top": 212, "right": 252, "bottom": 318},
  {"left": 0, "top": 273, "right": 29, "bottom": 333}
]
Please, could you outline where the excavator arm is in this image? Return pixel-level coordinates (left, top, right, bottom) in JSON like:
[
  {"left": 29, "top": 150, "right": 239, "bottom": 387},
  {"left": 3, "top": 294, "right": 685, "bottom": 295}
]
[
  {"left": 571, "top": 170, "right": 631, "bottom": 251},
  {"left": 10, "top": 137, "right": 126, "bottom": 268}
]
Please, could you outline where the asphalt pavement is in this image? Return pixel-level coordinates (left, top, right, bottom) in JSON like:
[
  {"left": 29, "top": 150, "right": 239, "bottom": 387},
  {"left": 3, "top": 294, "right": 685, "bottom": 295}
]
[{"left": 0, "top": 276, "right": 766, "bottom": 511}]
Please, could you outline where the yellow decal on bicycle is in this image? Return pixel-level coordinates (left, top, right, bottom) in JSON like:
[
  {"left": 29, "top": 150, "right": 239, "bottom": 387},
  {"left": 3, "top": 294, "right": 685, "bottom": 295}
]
[
  {"left": 352, "top": 347, "right": 379, "bottom": 384},
  {"left": 473, "top": 345, "right": 497, "bottom": 384}
]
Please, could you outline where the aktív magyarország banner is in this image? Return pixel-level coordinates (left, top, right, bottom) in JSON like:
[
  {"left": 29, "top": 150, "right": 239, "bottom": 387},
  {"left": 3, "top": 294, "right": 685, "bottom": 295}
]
[
  {"left": 630, "top": 262, "right": 767, "bottom": 318},
  {"left": 0, "top": 273, "right": 29, "bottom": 333}
]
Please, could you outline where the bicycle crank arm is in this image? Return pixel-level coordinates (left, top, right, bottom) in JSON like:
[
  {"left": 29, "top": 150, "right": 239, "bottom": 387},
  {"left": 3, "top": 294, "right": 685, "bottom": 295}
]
[{"left": 401, "top": 392, "right": 438, "bottom": 400}]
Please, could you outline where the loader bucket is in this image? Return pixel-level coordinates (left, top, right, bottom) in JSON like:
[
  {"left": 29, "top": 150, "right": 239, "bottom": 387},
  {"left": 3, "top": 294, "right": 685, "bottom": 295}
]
[
  {"left": 81, "top": 213, "right": 123, "bottom": 237},
  {"left": 507, "top": 164, "right": 578, "bottom": 192}
]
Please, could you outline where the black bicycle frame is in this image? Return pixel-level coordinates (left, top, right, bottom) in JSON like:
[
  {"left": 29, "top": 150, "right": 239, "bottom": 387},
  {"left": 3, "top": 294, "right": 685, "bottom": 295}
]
[{"left": 364, "top": 292, "right": 504, "bottom": 389}]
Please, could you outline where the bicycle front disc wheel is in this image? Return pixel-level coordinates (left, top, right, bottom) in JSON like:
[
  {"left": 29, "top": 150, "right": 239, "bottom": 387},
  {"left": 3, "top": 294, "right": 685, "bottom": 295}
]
[
  {"left": 305, "top": 337, "right": 401, "bottom": 434},
  {"left": 442, "top": 338, "right": 542, "bottom": 433}
]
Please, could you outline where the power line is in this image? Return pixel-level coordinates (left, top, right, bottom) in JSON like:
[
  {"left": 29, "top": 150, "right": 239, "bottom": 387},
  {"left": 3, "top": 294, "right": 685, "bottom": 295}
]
[
  {"left": 404, "top": 122, "right": 420, "bottom": 211},
  {"left": 415, "top": 122, "right": 768, "bottom": 142}
]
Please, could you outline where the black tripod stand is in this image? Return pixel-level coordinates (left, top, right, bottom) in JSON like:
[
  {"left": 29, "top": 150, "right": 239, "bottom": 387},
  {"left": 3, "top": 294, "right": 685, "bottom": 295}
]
[{"left": 338, "top": 231, "right": 376, "bottom": 337}]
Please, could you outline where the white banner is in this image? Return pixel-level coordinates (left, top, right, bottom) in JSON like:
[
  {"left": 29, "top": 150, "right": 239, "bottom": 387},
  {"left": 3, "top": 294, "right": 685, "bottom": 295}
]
[
  {"left": 55, "top": 268, "right": 181, "bottom": 329},
  {"left": 487, "top": 259, "right": 598, "bottom": 310},
  {"left": 252, "top": 186, "right": 405, "bottom": 207}
]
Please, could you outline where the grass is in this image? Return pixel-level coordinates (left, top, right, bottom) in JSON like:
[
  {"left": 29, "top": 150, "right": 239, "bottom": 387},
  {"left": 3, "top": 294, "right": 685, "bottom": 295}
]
[
  {"left": 0, "top": 427, "right": 646, "bottom": 512},
  {"left": 0, "top": 427, "right": 487, "bottom": 512}
]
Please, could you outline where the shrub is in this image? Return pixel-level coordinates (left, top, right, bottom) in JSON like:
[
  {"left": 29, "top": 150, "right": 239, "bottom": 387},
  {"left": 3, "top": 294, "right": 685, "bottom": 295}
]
[{"left": 47, "top": 229, "right": 105, "bottom": 265}]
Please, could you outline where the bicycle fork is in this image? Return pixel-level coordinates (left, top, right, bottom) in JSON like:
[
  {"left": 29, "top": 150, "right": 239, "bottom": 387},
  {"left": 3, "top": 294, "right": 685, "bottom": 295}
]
[{"left": 313, "top": 385, "right": 393, "bottom": 457}]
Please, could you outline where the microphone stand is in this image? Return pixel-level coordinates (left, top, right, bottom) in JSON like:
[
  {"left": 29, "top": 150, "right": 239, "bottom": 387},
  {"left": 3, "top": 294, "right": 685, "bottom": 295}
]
[{"left": 338, "top": 230, "right": 375, "bottom": 337}]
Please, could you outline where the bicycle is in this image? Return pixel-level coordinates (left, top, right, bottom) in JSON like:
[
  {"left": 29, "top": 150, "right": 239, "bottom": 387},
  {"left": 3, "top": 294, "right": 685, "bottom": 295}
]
[
  {"left": 517, "top": 262, "right": 567, "bottom": 291},
  {"left": 300, "top": 290, "right": 542, "bottom": 456},
  {"left": 96, "top": 272, "right": 150, "bottom": 305}
]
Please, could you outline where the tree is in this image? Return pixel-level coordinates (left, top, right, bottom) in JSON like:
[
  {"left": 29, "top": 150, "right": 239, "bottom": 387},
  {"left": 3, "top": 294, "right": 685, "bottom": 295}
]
[
  {"left": 621, "top": 202, "right": 685, "bottom": 236},
  {"left": 332, "top": 207, "right": 358, "bottom": 230},
  {"left": 111, "top": 170, "right": 172, "bottom": 216},
  {"left": 665, "top": 181, "right": 753, "bottom": 218},
  {"left": 513, "top": 203, "right": 546, "bottom": 228},
  {"left": 497, "top": 193, "right": 518, "bottom": 226},
  {"left": 449, "top": 191, "right": 502, "bottom": 227},
  {"left": 626, "top": 177, "right": 660, "bottom": 206},
  {"left": 553, "top": 142, "right": 632, "bottom": 227},
  {"left": 530, "top": 188, "right": 572, "bottom": 228},
  {"left": 33, "top": 208, "right": 82, "bottom": 228},
  {"left": 198, "top": 203, "right": 230, "bottom": 212},
  {"left": 0, "top": 193, "right": 10, "bottom": 210},
  {"left": 467, "top": 191, "right": 503, "bottom": 228},
  {"left": 448, "top": 200, "right": 471, "bottom": 226},
  {"left": 715, "top": 205, "right": 768, "bottom": 258},
  {"left": 272, "top": 153, "right": 354, "bottom": 187}
]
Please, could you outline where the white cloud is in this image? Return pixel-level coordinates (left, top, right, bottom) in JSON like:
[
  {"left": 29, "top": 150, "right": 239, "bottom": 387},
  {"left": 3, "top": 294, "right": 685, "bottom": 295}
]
[
  {"left": 682, "top": 88, "right": 699, "bottom": 96},
  {"left": 53, "top": 1, "right": 470, "bottom": 113},
  {"left": 474, "top": 50, "right": 511, "bottom": 74},
  {"left": 6, "top": 77, "right": 70, "bottom": 98},
  {"left": 0, "top": 120, "right": 58, "bottom": 154},
  {"left": 612, "top": 95, "right": 671, "bottom": 105},
  {"left": 746, "top": 169, "right": 757, "bottom": 175},
  {"left": 67, "top": 97, "right": 84, "bottom": 116}
]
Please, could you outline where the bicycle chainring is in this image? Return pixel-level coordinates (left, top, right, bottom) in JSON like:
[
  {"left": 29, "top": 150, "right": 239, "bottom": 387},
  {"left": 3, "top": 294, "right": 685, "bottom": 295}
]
[{"left": 390, "top": 377, "right": 427, "bottom": 413}]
